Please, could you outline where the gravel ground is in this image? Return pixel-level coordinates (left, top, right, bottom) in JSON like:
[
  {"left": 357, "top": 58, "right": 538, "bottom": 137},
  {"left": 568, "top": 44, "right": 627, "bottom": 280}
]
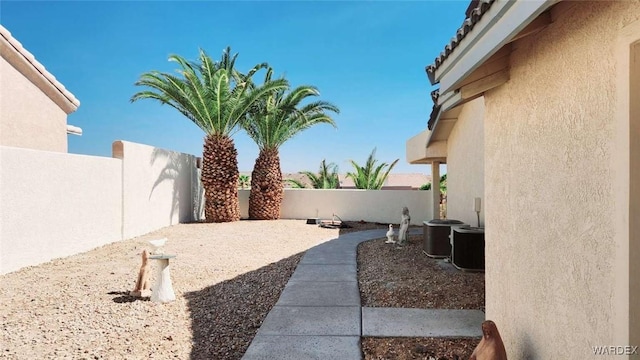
[
  {"left": 357, "top": 232, "right": 485, "bottom": 309},
  {"left": 356, "top": 224, "right": 484, "bottom": 360},
  {"left": 361, "top": 337, "right": 480, "bottom": 360},
  {"left": 1, "top": 220, "right": 484, "bottom": 360},
  {"left": 0, "top": 220, "right": 339, "bottom": 360}
]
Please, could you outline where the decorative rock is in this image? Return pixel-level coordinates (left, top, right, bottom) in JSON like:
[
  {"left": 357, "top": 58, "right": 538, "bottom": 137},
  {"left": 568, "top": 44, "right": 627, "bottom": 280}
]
[
  {"left": 130, "top": 250, "right": 151, "bottom": 297},
  {"left": 469, "top": 320, "right": 507, "bottom": 360}
]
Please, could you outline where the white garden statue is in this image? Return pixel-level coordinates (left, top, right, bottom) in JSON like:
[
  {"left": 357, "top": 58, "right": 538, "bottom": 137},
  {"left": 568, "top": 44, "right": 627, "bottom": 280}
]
[
  {"left": 397, "top": 206, "right": 410, "bottom": 246},
  {"left": 385, "top": 224, "right": 395, "bottom": 244}
]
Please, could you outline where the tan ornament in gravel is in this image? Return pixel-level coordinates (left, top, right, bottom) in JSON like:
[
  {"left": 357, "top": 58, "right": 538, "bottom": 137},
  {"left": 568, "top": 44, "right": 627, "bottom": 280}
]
[
  {"left": 469, "top": 320, "right": 507, "bottom": 360},
  {"left": 130, "top": 250, "right": 152, "bottom": 297}
]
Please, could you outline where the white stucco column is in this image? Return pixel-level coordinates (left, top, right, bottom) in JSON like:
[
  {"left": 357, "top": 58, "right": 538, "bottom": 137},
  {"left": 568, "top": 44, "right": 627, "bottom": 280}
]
[{"left": 432, "top": 161, "right": 440, "bottom": 219}]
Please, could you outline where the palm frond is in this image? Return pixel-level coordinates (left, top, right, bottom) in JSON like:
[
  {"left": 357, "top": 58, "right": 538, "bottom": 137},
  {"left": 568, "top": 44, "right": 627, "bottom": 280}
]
[
  {"left": 285, "top": 179, "right": 307, "bottom": 188},
  {"left": 242, "top": 75, "right": 339, "bottom": 151},
  {"left": 346, "top": 148, "right": 398, "bottom": 190},
  {"left": 131, "top": 48, "right": 275, "bottom": 138}
]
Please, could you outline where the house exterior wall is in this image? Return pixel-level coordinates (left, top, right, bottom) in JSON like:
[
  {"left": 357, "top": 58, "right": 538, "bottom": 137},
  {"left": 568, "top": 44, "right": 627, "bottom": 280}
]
[
  {"left": 238, "top": 188, "right": 433, "bottom": 225},
  {"left": 628, "top": 34, "right": 640, "bottom": 353},
  {"left": 0, "top": 56, "right": 68, "bottom": 152},
  {"left": 483, "top": 1, "right": 640, "bottom": 358},
  {"left": 446, "top": 97, "right": 484, "bottom": 227}
]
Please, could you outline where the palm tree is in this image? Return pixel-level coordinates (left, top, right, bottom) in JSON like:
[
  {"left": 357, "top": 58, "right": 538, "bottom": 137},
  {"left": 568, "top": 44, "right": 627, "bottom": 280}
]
[
  {"left": 346, "top": 148, "right": 399, "bottom": 190},
  {"left": 420, "top": 173, "right": 447, "bottom": 193},
  {"left": 299, "top": 159, "right": 340, "bottom": 189},
  {"left": 243, "top": 68, "right": 339, "bottom": 220},
  {"left": 131, "top": 48, "right": 288, "bottom": 222},
  {"left": 439, "top": 173, "right": 447, "bottom": 195},
  {"left": 238, "top": 174, "right": 251, "bottom": 189}
]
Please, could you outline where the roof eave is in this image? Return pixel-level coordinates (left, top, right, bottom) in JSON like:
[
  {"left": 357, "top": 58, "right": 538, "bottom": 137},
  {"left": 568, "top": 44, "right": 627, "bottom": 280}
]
[
  {"left": 0, "top": 25, "right": 80, "bottom": 114},
  {"left": 426, "top": 66, "right": 437, "bottom": 85},
  {"left": 434, "top": 0, "right": 558, "bottom": 94}
]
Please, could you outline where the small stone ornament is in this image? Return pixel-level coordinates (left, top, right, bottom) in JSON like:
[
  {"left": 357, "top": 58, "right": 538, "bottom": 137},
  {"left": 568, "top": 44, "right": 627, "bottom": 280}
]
[
  {"left": 469, "top": 320, "right": 508, "bottom": 360},
  {"left": 385, "top": 224, "right": 395, "bottom": 244},
  {"left": 130, "top": 249, "right": 152, "bottom": 297}
]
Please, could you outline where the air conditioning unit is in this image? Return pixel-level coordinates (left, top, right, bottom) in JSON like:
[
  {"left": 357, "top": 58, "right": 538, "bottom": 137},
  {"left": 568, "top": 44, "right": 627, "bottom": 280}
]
[
  {"left": 450, "top": 226, "right": 485, "bottom": 272},
  {"left": 423, "top": 219, "right": 466, "bottom": 258}
]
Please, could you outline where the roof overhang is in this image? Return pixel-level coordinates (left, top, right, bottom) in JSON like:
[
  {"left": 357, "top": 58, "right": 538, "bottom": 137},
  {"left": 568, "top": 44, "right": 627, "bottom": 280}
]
[
  {"left": 430, "top": 0, "right": 558, "bottom": 92},
  {"left": 427, "top": 105, "right": 463, "bottom": 147},
  {"left": 0, "top": 25, "right": 80, "bottom": 114},
  {"left": 406, "top": 128, "right": 447, "bottom": 165},
  {"left": 421, "top": 0, "right": 557, "bottom": 145},
  {"left": 66, "top": 124, "right": 83, "bottom": 136}
]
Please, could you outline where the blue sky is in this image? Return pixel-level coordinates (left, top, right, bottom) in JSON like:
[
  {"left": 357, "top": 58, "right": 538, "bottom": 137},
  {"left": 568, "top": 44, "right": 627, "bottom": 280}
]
[{"left": 1, "top": 1, "right": 466, "bottom": 174}]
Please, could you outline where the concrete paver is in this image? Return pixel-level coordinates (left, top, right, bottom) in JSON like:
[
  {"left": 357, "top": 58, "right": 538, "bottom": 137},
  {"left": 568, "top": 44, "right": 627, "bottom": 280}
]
[
  {"left": 256, "top": 306, "right": 361, "bottom": 336},
  {"left": 278, "top": 281, "right": 360, "bottom": 306},
  {"left": 242, "top": 336, "right": 361, "bottom": 360},
  {"left": 299, "top": 251, "right": 356, "bottom": 265},
  {"left": 289, "top": 264, "right": 356, "bottom": 282},
  {"left": 242, "top": 227, "right": 482, "bottom": 360}
]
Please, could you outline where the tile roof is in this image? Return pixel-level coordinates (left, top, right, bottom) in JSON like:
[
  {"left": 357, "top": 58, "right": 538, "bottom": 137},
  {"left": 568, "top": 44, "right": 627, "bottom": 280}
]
[
  {"left": 425, "top": 0, "right": 495, "bottom": 82},
  {"left": 0, "top": 25, "right": 80, "bottom": 109}
]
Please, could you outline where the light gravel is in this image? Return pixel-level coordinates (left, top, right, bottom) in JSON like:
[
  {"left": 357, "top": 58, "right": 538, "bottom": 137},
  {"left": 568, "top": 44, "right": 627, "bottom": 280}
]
[{"left": 1, "top": 220, "right": 339, "bottom": 359}]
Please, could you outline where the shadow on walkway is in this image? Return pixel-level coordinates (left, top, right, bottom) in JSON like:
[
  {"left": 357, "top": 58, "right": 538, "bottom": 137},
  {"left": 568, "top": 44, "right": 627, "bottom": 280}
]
[{"left": 184, "top": 251, "right": 305, "bottom": 360}]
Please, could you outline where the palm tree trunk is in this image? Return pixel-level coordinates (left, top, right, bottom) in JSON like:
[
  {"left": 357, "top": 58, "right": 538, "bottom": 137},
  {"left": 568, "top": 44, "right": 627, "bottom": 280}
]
[
  {"left": 201, "top": 134, "right": 241, "bottom": 222},
  {"left": 249, "top": 148, "right": 283, "bottom": 220}
]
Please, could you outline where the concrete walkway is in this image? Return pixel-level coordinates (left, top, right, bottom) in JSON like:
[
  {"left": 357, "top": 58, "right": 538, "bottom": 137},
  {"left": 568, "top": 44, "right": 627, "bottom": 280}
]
[{"left": 242, "top": 228, "right": 484, "bottom": 360}]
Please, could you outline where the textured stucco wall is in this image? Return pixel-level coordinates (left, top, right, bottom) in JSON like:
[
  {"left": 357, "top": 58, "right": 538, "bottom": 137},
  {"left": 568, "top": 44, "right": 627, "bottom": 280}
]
[
  {"left": 483, "top": 2, "right": 640, "bottom": 358},
  {"left": 0, "top": 146, "right": 122, "bottom": 274},
  {"left": 114, "top": 141, "right": 199, "bottom": 239},
  {"left": 626, "top": 31, "right": 640, "bottom": 351},
  {"left": 1, "top": 141, "right": 203, "bottom": 274},
  {"left": 0, "top": 57, "right": 68, "bottom": 152},
  {"left": 238, "top": 189, "right": 432, "bottom": 225},
  {"left": 446, "top": 97, "right": 484, "bottom": 227}
]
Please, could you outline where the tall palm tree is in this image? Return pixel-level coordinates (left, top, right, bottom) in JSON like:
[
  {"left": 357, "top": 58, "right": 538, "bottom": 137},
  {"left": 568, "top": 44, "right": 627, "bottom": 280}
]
[
  {"left": 299, "top": 159, "right": 340, "bottom": 189},
  {"left": 244, "top": 68, "right": 339, "bottom": 220},
  {"left": 346, "top": 148, "right": 399, "bottom": 190},
  {"left": 131, "top": 48, "right": 287, "bottom": 222}
]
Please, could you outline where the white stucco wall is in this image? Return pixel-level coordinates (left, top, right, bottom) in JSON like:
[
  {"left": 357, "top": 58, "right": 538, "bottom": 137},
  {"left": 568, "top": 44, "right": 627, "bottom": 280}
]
[
  {"left": 113, "top": 141, "right": 199, "bottom": 239},
  {"left": 0, "top": 57, "right": 68, "bottom": 152},
  {"left": 0, "top": 146, "right": 122, "bottom": 274},
  {"left": 1, "top": 141, "right": 202, "bottom": 274},
  {"left": 446, "top": 97, "right": 484, "bottom": 227},
  {"left": 483, "top": 1, "right": 640, "bottom": 357},
  {"left": 239, "top": 189, "right": 432, "bottom": 225},
  {"left": 628, "top": 32, "right": 640, "bottom": 351}
]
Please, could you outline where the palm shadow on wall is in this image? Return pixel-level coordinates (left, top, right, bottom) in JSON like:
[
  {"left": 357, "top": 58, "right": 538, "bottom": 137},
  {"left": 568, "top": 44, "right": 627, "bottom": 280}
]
[
  {"left": 184, "top": 251, "right": 304, "bottom": 360},
  {"left": 150, "top": 148, "right": 204, "bottom": 224}
]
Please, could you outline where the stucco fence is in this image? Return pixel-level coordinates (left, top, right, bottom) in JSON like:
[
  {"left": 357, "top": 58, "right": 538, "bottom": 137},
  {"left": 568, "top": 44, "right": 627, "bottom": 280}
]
[
  {"left": 239, "top": 189, "right": 431, "bottom": 226},
  {"left": 0, "top": 141, "right": 201, "bottom": 274},
  {"left": 0, "top": 141, "right": 432, "bottom": 274}
]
